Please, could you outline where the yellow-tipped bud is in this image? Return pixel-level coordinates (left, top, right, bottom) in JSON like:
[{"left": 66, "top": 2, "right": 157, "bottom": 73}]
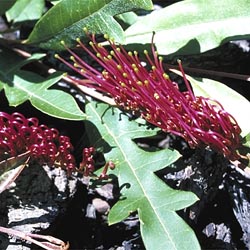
[
  {"left": 107, "top": 55, "right": 112, "bottom": 60},
  {"left": 134, "top": 51, "right": 138, "bottom": 56},
  {"left": 128, "top": 51, "right": 133, "bottom": 56},
  {"left": 120, "top": 82, "right": 126, "bottom": 87},
  {"left": 144, "top": 50, "right": 148, "bottom": 55},
  {"left": 96, "top": 53, "right": 101, "bottom": 58},
  {"left": 163, "top": 73, "right": 169, "bottom": 79},
  {"left": 54, "top": 54, "right": 59, "bottom": 59},
  {"left": 110, "top": 50, "right": 115, "bottom": 56},
  {"left": 152, "top": 66, "right": 156, "bottom": 71},
  {"left": 89, "top": 41, "right": 94, "bottom": 46},
  {"left": 116, "top": 48, "right": 121, "bottom": 52},
  {"left": 70, "top": 56, "right": 75, "bottom": 61},
  {"left": 60, "top": 40, "right": 65, "bottom": 45},
  {"left": 154, "top": 93, "right": 160, "bottom": 99},
  {"left": 97, "top": 43, "right": 102, "bottom": 48},
  {"left": 137, "top": 81, "right": 143, "bottom": 86},
  {"left": 117, "top": 64, "right": 122, "bottom": 70},
  {"left": 83, "top": 27, "right": 88, "bottom": 33},
  {"left": 133, "top": 67, "right": 138, "bottom": 72},
  {"left": 159, "top": 56, "right": 163, "bottom": 61},
  {"left": 144, "top": 80, "right": 149, "bottom": 86},
  {"left": 122, "top": 73, "right": 128, "bottom": 78},
  {"left": 76, "top": 38, "right": 81, "bottom": 43},
  {"left": 104, "top": 34, "right": 109, "bottom": 40}
]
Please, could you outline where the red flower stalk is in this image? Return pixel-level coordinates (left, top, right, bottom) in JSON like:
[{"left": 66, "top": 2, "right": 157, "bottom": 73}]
[{"left": 55, "top": 31, "right": 242, "bottom": 161}]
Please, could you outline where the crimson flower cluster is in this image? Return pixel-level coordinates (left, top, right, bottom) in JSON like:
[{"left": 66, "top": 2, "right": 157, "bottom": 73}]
[
  {"left": 0, "top": 112, "right": 114, "bottom": 178},
  {"left": 55, "top": 31, "right": 242, "bottom": 161},
  {"left": 0, "top": 112, "right": 76, "bottom": 172}
]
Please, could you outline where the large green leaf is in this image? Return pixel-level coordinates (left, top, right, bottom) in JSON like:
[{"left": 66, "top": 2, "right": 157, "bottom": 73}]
[
  {"left": 0, "top": 47, "right": 86, "bottom": 120},
  {"left": 6, "top": 0, "right": 45, "bottom": 23},
  {"left": 26, "top": 0, "right": 153, "bottom": 50},
  {"left": 85, "top": 102, "right": 200, "bottom": 250},
  {"left": 124, "top": 0, "right": 250, "bottom": 55}
]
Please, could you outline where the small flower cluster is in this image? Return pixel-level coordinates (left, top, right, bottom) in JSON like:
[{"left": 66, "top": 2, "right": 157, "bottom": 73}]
[
  {"left": 0, "top": 111, "right": 115, "bottom": 177},
  {"left": 56, "top": 31, "right": 242, "bottom": 160},
  {"left": 79, "top": 147, "right": 95, "bottom": 176},
  {"left": 0, "top": 112, "right": 76, "bottom": 172},
  {"left": 78, "top": 147, "right": 115, "bottom": 178}
]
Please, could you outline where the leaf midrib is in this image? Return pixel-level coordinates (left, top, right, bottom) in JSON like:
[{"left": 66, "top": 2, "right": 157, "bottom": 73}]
[{"left": 90, "top": 104, "right": 178, "bottom": 249}]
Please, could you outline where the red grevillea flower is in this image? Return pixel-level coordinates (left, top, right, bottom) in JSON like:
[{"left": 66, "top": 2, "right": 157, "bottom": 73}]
[
  {"left": 0, "top": 112, "right": 114, "bottom": 177},
  {"left": 0, "top": 112, "right": 76, "bottom": 172},
  {"left": 55, "top": 31, "right": 242, "bottom": 161}
]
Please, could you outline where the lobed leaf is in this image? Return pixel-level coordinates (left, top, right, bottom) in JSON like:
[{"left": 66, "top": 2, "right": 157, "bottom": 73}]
[
  {"left": 26, "top": 0, "right": 153, "bottom": 50},
  {"left": 124, "top": 0, "right": 250, "bottom": 56},
  {"left": 85, "top": 102, "right": 200, "bottom": 250},
  {"left": 0, "top": 47, "right": 86, "bottom": 120}
]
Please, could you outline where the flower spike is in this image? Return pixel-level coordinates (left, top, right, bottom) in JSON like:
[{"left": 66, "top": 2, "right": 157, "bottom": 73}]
[{"left": 56, "top": 33, "right": 242, "bottom": 161}]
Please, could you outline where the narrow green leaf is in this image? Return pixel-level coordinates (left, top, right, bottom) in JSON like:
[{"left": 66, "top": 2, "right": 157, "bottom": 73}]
[
  {"left": 0, "top": 46, "right": 45, "bottom": 75},
  {"left": 124, "top": 0, "right": 250, "bottom": 55},
  {"left": 6, "top": 0, "right": 45, "bottom": 23},
  {"left": 26, "top": 0, "right": 153, "bottom": 50},
  {"left": 85, "top": 102, "right": 200, "bottom": 250}
]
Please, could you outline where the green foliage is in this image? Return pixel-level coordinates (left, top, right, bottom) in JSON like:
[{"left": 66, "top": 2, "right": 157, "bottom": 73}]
[
  {"left": 26, "top": 0, "right": 153, "bottom": 50},
  {"left": 85, "top": 102, "right": 200, "bottom": 250},
  {"left": 243, "top": 133, "right": 250, "bottom": 148},
  {"left": 124, "top": 0, "right": 250, "bottom": 55},
  {"left": 0, "top": 47, "right": 86, "bottom": 120},
  {"left": 6, "top": 0, "right": 45, "bottom": 23}
]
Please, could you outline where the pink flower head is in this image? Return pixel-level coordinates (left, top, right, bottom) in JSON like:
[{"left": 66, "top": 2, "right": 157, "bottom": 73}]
[{"left": 55, "top": 30, "right": 242, "bottom": 161}]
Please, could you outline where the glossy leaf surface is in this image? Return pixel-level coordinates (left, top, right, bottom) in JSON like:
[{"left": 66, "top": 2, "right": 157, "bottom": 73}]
[
  {"left": 26, "top": 0, "right": 153, "bottom": 50},
  {"left": 125, "top": 0, "right": 250, "bottom": 55},
  {"left": 6, "top": 0, "right": 45, "bottom": 23}
]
